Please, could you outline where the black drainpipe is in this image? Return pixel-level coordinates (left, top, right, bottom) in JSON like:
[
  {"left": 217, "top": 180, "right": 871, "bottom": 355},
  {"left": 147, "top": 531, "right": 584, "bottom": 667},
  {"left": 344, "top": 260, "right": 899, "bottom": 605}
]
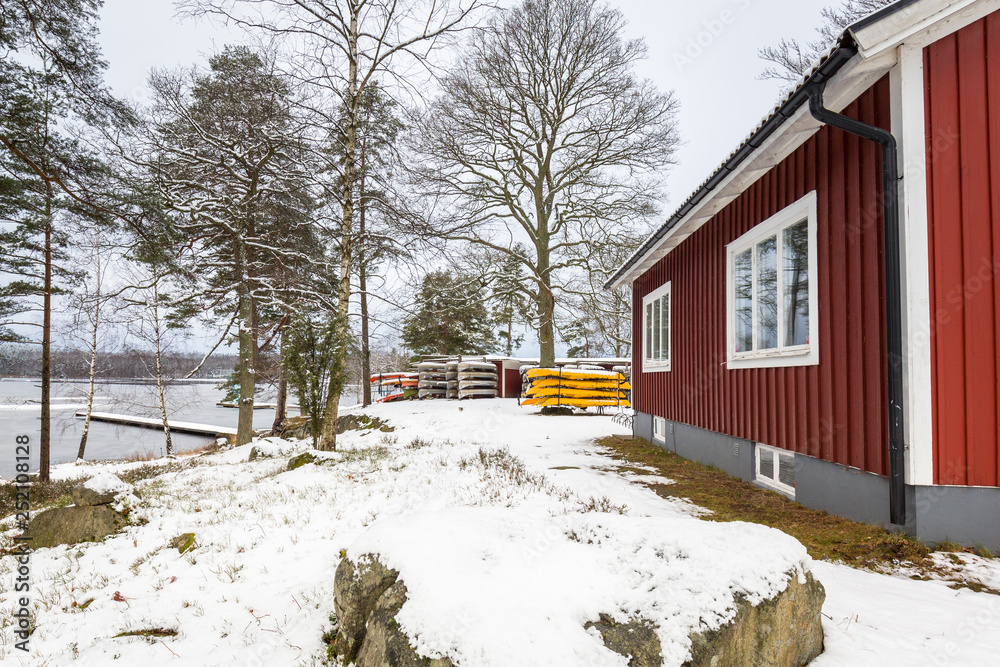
[{"left": 805, "top": 74, "right": 906, "bottom": 526}]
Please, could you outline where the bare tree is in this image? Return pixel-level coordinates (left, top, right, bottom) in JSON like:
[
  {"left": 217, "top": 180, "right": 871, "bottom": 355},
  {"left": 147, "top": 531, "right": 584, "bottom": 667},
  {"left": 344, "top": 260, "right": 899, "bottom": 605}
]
[
  {"left": 410, "top": 0, "right": 678, "bottom": 368},
  {"left": 64, "top": 227, "right": 126, "bottom": 460},
  {"left": 179, "top": 0, "right": 485, "bottom": 450},
  {"left": 758, "top": 0, "right": 893, "bottom": 82},
  {"left": 122, "top": 264, "right": 181, "bottom": 456}
]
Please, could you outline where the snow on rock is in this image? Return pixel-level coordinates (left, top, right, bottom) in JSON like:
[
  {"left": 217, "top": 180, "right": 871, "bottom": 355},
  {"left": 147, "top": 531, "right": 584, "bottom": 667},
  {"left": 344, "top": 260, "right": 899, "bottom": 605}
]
[
  {"left": 82, "top": 471, "right": 132, "bottom": 496},
  {"left": 347, "top": 508, "right": 813, "bottom": 666}
]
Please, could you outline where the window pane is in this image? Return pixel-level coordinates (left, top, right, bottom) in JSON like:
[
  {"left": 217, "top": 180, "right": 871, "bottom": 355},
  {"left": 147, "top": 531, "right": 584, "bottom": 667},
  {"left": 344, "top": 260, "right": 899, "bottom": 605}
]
[
  {"left": 661, "top": 294, "right": 669, "bottom": 362},
  {"left": 782, "top": 220, "right": 809, "bottom": 346},
  {"left": 734, "top": 249, "right": 753, "bottom": 353},
  {"left": 757, "top": 235, "right": 778, "bottom": 350},
  {"left": 645, "top": 303, "right": 653, "bottom": 361},
  {"left": 652, "top": 298, "right": 661, "bottom": 361}
]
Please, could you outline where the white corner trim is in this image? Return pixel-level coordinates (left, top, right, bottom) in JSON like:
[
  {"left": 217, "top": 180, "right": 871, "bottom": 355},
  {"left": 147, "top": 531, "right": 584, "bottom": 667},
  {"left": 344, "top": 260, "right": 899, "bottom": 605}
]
[
  {"left": 894, "top": 42, "right": 935, "bottom": 486},
  {"left": 725, "top": 191, "right": 820, "bottom": 370}
]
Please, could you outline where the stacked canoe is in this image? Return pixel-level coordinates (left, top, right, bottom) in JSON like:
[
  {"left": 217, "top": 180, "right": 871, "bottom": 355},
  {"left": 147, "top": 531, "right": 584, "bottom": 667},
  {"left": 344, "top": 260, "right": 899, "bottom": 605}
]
[
  {"left": 370, "top": 372, "right": 418, "bottom": 403},
  {"left": 417, "top": 361, "right": 448, "bottom": 399},
  {"left": 457, "top": 361, "right": 498, "bottom": 399},
  {"left": 446, "top": 361, "right": 460, "bottom": 399},
  {"left": 521, "top": 367, "right": 631, "bottom": 409}
]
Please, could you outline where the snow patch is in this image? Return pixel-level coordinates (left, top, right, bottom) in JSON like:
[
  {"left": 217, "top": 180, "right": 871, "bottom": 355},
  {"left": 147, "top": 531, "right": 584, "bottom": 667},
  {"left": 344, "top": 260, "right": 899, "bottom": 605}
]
[{"left": 350, "top": 508, "right": 810, "bottom": 666}]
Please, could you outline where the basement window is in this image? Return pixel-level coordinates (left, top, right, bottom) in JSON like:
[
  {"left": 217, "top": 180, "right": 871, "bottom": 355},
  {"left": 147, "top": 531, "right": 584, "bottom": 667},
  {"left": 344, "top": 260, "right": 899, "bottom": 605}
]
[
  {"left": 726, "top": 191, "right": 819, "bottom": 369},
  {"left": 643, "top": 282, "right": 671, "bottom": 372},
  {"left": 652, "top": 416, "right": 666, "bottom": 443},
  {"left": 755, "top": 444, "right": 795, "bottom": 496}
]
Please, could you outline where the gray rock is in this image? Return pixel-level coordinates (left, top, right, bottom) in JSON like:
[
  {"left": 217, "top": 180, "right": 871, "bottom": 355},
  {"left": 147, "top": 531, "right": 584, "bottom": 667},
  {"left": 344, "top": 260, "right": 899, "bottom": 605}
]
[
  {"left": 333, "top": 554, "right": 400, "bottom": 662},
  {"left": 24, "top": 505, "right": 126, "bottom": 548},
  {"left": 586, "top": 614, "right": 661, "bottom": 667},
  {"left": 684, "top": 571, "right": 826, "bottom": 667},
  {"left": 287, "top": 452, "right": 317, "bottom": 470},
  {"left": 70, "top": 485, "right": 117, "bottom": 507},
  {"left": 355, "top": 581, "right": 453, "bottom": 667}
]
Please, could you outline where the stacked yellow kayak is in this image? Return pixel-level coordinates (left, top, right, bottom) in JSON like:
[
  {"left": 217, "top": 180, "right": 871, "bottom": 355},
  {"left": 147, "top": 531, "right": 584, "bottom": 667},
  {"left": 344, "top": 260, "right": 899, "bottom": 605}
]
[{"left": 521, "top": 368, "right": 631, "bottom": 409}]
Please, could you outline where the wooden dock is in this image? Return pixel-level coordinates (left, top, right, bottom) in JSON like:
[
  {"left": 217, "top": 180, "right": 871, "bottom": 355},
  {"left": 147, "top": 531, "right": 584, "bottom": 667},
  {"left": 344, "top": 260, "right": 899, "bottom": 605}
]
[
  {"left": 76, "top": 411, "right": 237, "bottom": 437},
  {"left": 216, "top": 402, "right": 300, "bottom": 410}
]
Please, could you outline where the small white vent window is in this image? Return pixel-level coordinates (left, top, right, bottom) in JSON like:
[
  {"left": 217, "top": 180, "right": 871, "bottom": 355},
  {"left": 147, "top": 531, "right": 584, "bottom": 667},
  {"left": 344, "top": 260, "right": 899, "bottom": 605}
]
[
  {"left": 653, "top": 416, "right": 666, "bottom": 443},
  {"left": 756, "top": 444, "right": 795, "bottom": 496}
]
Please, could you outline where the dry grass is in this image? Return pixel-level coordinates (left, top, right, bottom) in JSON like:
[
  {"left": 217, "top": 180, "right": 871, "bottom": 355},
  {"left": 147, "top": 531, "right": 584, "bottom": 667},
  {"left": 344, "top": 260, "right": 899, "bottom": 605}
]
[{"left": 598, "top": 436, "right": 964, "bottom": 572}]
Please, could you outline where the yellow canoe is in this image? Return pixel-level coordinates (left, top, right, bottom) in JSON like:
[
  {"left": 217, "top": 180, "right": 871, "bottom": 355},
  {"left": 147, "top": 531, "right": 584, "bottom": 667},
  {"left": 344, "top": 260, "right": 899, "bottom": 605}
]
[
  {"left": 527, "top": 378, "right": 630, "bottom": 391},
  {"left": 524, "top": 387, "right": 629, "bottom": 399},
  {"left": 521, "top": 397, "right": 631, "bottom": 408},
  {"left": 525, "top": 368, "right": 627, "bottom": 383}
]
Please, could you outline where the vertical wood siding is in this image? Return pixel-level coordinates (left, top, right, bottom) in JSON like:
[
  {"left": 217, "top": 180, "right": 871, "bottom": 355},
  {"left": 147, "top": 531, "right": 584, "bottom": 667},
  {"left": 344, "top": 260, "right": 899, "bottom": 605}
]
[
  {"left": 633, "top": 77, "right": 890, "bottom": 476},
  {"left": 925, "top": 15, "right": 1000, "bottom": 487}
]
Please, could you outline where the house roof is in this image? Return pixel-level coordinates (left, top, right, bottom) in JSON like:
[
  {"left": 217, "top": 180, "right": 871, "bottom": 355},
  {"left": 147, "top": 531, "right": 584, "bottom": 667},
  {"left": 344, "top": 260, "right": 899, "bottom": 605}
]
[{"left": 604, "top": 0, "right": 925, "bottom": 290}]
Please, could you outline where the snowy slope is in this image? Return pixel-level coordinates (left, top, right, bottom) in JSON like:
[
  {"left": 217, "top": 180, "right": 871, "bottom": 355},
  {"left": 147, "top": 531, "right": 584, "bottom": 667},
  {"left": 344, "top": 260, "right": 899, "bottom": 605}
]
[{"left": 0, "top": 399, "right": 997, "bottom": 666}]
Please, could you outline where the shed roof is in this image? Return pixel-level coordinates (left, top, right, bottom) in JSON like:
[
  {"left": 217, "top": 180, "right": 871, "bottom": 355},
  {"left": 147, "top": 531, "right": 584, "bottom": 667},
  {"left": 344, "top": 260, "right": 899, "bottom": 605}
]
[{"left": 605, "top": 0, "right": 926, "bottom": 290}]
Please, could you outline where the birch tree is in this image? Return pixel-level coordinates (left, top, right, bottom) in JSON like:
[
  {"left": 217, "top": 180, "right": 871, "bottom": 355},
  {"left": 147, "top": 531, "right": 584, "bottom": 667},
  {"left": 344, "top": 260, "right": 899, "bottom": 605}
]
[
  {"left": 144, "top": 46, "right": 320, "bottom": 446},
  {"left": 411, "top": 0, "right": 679, "bottom": 368},
  {"left": 178, "top": 0, "right": 485, "bottom": 450}
]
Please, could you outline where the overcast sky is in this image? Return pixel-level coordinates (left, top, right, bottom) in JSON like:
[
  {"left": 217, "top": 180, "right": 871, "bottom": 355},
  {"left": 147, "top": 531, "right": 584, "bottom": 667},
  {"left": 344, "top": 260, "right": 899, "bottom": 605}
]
[
  {"left": 98, "top": 0, "right": 834, "bottom": 215},
  {"left": 93, "top": 0, "right": 838, "bottom": 357}
]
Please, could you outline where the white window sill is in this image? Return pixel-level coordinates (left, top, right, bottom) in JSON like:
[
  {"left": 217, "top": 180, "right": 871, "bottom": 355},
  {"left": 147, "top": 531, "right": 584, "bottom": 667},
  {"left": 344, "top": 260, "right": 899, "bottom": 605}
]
[
  {"left": 727, "top": 346, "right": 818, "bottom": 369},
  {"left": 642, "top": 361, "right": 671, "bottom": 373}
]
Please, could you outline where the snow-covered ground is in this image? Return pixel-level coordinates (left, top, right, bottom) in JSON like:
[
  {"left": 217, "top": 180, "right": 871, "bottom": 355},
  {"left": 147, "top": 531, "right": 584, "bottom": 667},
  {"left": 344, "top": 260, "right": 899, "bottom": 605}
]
[{"left": 1, "top": 399, "right": 998, "bottom": 666}]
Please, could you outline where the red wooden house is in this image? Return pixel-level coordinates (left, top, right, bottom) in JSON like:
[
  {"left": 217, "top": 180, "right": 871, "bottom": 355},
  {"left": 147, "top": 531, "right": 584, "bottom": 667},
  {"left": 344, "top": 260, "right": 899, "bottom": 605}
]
[{"left": 608, "top": 0, "right": 1000, "bottom": 549}]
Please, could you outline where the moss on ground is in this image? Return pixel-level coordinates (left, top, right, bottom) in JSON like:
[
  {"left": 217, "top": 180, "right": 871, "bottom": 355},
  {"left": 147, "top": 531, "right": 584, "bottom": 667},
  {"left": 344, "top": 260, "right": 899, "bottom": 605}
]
[{"left": 598, "top": 435, "right": 1000, "bottom": 592}]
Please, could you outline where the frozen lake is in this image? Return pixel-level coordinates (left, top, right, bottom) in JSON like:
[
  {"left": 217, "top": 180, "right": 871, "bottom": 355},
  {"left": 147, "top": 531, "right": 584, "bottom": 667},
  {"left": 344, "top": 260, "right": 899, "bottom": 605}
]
[{"left": 0, "top": 378, "right": 361, "bottom": 480}]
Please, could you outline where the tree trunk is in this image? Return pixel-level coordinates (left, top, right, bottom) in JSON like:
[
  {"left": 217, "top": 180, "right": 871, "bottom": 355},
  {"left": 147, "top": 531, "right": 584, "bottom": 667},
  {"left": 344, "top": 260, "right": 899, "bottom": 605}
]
[
  {"left": 151, "top": 287, "right": 173, "bottom": 456},
  {"left": 78, "top": 232, "right": 104, "bottom": 461},
  {"left": 359, "top": 152, "right": 371, "bottom": 408},
  {"left": 319, "top": 8, "right": 360, "bottom": 452},
  {"left": 237, "top": 287, "right": 256, "bottom": 446},
  {"left": 536, "top": 239, "right": 556, "bottom": 368},
  {"left": 39, "top": 183, "right": 53, "bottom": 482},
  {"left": 77, "top": 293, "right": 100, "bottom": 461},
  {"left": 271, "top": 327, "right": 288, "bottom": 434}
]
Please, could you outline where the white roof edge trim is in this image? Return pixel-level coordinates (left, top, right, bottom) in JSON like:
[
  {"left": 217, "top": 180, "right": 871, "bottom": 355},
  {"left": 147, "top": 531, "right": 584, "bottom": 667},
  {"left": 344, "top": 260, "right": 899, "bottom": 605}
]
[
  {"left": 851, "top": 0, "right": 981, "bottom": 58},
  {"left": 606, "top": 51, "right": 872, "bottom": 290}
]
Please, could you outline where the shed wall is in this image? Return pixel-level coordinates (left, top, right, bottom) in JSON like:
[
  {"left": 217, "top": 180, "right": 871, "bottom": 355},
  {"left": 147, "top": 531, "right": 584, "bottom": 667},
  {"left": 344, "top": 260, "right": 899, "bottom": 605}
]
[
  {"left": 632, "top": 77, "right": 891, "bottom": 475},
  {"left": 924, "top": 14, "right": 1000, "bottom": 487}
]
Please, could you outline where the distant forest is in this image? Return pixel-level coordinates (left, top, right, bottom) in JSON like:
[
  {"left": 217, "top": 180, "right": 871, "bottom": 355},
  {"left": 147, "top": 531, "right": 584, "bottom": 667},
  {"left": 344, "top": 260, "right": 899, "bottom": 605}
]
[{"left": 0, "top": 345, "right": 237, "bottom": 380}]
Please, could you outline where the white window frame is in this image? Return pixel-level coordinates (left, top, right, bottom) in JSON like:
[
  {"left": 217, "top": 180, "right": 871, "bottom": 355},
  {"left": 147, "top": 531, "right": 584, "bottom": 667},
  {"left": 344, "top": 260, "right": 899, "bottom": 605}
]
[
  {"left": 755, "top": 444, "right": 796, "bottom": 496},
  {"left": 642, "top": 281, "right": 671, "bottom": 373},
  {"left": 726, "top": 191, "right": 819, "bottom": 369},
  {"left": 652, "top": 416, "right": 666, "bottom": 443}
]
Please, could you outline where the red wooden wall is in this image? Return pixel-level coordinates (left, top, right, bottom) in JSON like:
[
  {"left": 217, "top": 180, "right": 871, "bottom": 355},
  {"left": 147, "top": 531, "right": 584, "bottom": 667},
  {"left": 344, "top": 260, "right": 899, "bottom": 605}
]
[
  {"left": 633, "top": 77, "right": 890, "bottom": 476},
  {"left": 925, "top": 15, "right": 1000, "bottom": 487}
]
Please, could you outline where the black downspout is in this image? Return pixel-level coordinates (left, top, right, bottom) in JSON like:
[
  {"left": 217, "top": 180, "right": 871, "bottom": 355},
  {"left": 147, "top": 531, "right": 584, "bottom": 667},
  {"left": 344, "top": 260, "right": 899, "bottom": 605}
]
[{"left": 806, "top": 78, "right": 907, "bottom": 526}]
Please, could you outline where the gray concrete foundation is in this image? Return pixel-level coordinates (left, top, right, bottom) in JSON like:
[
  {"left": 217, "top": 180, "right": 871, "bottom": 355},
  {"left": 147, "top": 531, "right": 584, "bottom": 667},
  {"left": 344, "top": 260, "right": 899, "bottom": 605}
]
[{"left": 634, "top": 411, "right": 1000, "bottom": 552}]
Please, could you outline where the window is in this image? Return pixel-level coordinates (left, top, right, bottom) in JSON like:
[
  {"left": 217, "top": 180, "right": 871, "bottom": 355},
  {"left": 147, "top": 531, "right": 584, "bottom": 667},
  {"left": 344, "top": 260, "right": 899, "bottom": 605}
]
[
  {"left": 755, "top": 444, "right": 795, "bottom": 496},
  {"left": 653, "top": 416, "right": 666, "bottom": 443},
  {"left": 726, "top": 191, "right": 818, "bottom": 369},
  {"left": 643, "top": 282, "right": 671, "bottom": 372}
]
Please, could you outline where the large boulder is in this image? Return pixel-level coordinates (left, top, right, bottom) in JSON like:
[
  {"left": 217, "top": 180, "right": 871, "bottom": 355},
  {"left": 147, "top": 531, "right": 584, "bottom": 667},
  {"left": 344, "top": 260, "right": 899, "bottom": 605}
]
[
  {"left": 334, "top": 510, "right": 826, "bottom": 667},
  {"left": 685, "top": 571, "right": 825, "bottom": 667},
  {"left": 354, "top": 581, "right": 453, "bottom": 667},
  {"left": 333, "top": 555, "right": 402, "bottom": 662},
  {"left": 71, "top": 472, "right": 131, "bottom": 506},
  {"left": 24, "top": 505, "right": 126, "bottom": 548}
]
